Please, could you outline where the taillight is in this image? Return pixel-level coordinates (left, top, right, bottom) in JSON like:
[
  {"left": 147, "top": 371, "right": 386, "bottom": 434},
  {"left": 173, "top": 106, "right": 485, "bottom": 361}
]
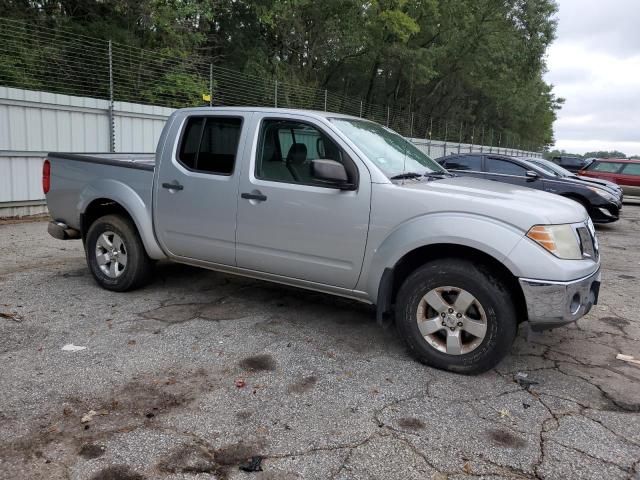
[{"left": 42, "top": 159, "right": 51, "bottom": 194}]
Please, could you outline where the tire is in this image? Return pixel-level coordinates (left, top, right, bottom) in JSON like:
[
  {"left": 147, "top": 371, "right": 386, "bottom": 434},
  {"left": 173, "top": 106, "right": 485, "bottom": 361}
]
[
  {"left": 85, "top": 214, "right": 153, "bottom": 292},
  {"left": 395, "top": 258, "right": 517, "bottom": 374}
]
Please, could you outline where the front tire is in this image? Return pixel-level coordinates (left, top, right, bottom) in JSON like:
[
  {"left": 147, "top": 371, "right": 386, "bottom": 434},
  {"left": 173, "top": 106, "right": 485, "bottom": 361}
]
[
  {"left": 395, "top": 259, "right": 517, "bottom": 374},
  {"left": 85, "top": 214, "right": 153, "bottom": 292}
]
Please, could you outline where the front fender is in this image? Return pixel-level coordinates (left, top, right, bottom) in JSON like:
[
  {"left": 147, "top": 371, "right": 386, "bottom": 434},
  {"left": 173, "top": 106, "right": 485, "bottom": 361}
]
[
  {"left": 359, "top": 212, "right": 526, "bottom": 300},
  {"left": 78, "top": 178, "right": 166, "bottom": 259}
]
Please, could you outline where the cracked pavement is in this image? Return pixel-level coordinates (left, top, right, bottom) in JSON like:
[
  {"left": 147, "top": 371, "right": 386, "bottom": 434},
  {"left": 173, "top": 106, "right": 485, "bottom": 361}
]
[{"left": 1, "top": 206, "right": 639, "bottom": 480}]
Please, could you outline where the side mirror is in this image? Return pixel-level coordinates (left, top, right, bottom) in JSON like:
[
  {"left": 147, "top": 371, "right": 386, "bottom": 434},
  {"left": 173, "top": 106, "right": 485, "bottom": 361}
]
[
  {"left": 525, "top": 170, "right": 539, "bottom": 181},
  {"left": 311, "top": 159, "right": 355, "bottom": 190}
]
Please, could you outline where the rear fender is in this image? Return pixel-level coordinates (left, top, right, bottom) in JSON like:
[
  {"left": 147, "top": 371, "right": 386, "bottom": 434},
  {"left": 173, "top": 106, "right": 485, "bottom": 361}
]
[{"left": 78, "top": 178, "right": 165, "bottom": 259}]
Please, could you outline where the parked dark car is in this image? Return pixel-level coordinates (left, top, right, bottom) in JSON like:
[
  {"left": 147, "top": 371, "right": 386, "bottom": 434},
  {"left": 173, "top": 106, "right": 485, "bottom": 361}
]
[
  {"left": 436, "top": 153, "right": 621, "bottom": 223},
  {"left": 551, "top": 155, "right": 591, "bottom": 173},
  {"left": 524, "top": 157, "right": 623, "bottom": 198},
  {"left": 578, "top": 158, "right": 640, "bottom": 197}
]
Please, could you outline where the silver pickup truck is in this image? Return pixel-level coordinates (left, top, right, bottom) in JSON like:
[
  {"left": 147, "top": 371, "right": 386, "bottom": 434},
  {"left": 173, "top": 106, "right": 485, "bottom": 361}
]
[{"left": 44, "top": 107, "right": 601, "bottom": 373}]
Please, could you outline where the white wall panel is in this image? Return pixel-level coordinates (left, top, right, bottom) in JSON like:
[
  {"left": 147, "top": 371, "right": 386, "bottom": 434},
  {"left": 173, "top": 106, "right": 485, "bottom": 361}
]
[{"left": 0, "top": 87, "right": 172, "bottom": 210}]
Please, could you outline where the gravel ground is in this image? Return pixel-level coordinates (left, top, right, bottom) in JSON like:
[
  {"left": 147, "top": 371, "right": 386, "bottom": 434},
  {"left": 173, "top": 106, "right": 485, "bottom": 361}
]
[{"left": 1, "top": 207, "right": 639, "bottom": 480}]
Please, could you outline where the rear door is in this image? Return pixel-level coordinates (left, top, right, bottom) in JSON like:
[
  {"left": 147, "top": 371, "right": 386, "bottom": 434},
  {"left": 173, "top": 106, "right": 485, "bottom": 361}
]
[
  {"left": 235, "top": 113, "right": 371, "bottom": 289},
  {"left": 154, "top": 112, "right": 248, "bottom": 265}
]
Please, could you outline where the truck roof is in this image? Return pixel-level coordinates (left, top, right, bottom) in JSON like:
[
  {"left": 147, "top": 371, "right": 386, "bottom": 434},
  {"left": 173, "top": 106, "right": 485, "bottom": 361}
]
[{"left": 176, "top": 106, "right": 362, "bottom": 121}]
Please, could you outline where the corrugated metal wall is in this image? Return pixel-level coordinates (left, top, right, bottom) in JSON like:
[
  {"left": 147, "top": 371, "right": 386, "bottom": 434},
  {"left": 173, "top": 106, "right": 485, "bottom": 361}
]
[{"left": 0, "top": 86, "right": 173, "bottom": 216}]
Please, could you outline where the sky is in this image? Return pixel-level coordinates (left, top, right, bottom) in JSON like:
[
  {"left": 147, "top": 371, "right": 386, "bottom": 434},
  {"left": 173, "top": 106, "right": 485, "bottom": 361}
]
[{"left": 544, "top": 0, "right": 640, "bottom": 155}]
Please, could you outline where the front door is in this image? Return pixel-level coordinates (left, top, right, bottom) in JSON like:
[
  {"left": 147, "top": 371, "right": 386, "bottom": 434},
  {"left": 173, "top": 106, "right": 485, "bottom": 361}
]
[
  {"left": 484, "top": 156, "right": 542, "bottom": 189},
  {"left": 154, "top": 113, "right": 248, "bottom": 265},
  {"left": 235, "top": 114, "right": 371, "bottom": 289}
]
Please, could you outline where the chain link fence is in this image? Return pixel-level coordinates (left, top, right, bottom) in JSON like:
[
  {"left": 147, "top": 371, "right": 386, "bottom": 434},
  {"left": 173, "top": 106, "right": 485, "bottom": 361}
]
[{"left": 0, "top": 17, "right": 541, "bottom": 157}]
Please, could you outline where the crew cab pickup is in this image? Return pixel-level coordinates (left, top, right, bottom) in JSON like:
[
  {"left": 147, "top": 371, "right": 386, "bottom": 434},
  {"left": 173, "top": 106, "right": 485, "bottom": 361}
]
[{"left": 44, "top": 107, "right": 601, "bottom": 373}]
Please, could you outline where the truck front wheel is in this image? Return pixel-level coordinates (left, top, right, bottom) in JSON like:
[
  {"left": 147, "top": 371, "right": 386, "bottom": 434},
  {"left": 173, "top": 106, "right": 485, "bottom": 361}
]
[
  {"left": 395, "top": 258, "right": 517, "bottom": 374},
  {"left": 86, "top": 214, "right": 153, "bottom": 292}
]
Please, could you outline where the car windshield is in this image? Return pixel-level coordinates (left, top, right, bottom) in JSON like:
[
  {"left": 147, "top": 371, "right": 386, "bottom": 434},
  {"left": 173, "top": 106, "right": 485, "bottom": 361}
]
[
  {"left": 531, "top": 159, "right": 573, "bottom": 177},
  {"left": 329, "top": 118, "right": 446, "bottom": 178}
]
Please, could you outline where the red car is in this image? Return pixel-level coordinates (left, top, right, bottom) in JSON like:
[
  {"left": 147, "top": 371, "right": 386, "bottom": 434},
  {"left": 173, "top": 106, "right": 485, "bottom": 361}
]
[{"left": 579, "top": 158, "right": 640, "bottom": 197}]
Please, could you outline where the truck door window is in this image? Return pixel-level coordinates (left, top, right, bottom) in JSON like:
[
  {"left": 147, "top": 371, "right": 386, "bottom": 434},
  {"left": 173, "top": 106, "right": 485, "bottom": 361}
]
[
  {"left": 177, "top": 116, "right": 242, "bottom": 175},
  {"left": 486, "top": 157, "right": 526, "bottom": 176},
  {"left": 256, "top": 119, "right": 356, "bottom": 186}
]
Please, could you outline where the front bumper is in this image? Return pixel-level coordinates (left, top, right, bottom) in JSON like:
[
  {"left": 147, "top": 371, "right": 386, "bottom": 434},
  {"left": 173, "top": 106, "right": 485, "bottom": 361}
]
[
  {"left": 589, "top": 202, "right": 620, "bottom": 223},
  {"left": 519, "top": 267, "right": 601, "bottom": 331}
]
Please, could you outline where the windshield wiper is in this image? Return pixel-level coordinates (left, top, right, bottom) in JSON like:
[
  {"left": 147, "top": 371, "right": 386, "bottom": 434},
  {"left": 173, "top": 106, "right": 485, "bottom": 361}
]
[
  {"left": 424, "top": 171, "right": 456, "bottom": 179},
  {"left": 390, "top": 172, "right": 423, "bottom": 180}
]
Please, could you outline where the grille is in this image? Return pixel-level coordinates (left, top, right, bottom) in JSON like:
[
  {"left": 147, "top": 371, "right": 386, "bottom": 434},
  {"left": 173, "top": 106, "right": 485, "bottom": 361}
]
[{"left": 577, "top": 226, "right": 598, "bottom": 261}]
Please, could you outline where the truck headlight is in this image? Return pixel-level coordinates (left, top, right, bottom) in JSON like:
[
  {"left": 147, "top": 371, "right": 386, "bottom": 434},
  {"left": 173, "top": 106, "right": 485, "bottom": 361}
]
[{"left": 526, "top": 224, "right": 582, "bottom": 260}]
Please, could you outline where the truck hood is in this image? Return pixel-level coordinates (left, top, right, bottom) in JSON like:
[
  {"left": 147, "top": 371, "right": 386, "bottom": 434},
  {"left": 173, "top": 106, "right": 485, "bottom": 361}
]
[{"left": 395, "top": 175, "right": 587, "bottom": 231}]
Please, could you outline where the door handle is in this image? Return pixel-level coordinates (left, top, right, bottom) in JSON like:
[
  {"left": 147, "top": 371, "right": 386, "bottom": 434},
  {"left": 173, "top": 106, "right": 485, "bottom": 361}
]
[
  {"left": 162, "top": 182, "right": 184, "bottom": 191},
  {"left": 241, "top": 192, "right": 267, "bottom": 202}
]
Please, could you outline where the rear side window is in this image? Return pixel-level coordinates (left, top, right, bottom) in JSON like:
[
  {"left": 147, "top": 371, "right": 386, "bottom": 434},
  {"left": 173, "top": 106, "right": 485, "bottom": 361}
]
[
  {"left": 589, "top": 161, "right": 622, "bottom": 173},
  {"left": 177, "top": 116, "right": 242, "bottom": 175},
  {"left": 444, "top": 155, "right": 481, "bottom": 171},
  {"left": 486, "top": 157, "right": 526, "bottom": 176},
  {"left": 621, "top": 163, "right": 640, "bottom": 175}
]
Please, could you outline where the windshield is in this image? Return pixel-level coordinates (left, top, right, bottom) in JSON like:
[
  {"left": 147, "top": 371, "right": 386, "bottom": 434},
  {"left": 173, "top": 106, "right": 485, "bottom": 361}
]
[
  {"left": 329, "top": 118, "right": 446, "bottom": 178},
  {"left": 530, "top": 158, "right": 572, "bottom": 177}
]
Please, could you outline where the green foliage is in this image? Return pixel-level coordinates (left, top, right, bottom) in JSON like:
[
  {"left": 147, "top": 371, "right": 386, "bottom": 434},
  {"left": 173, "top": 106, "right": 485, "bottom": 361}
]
[
  {"left": 0, "top": 0, "right": 561, "bottom": 149},
  {"left": 583, "top": 151, "right": 627, "bottom": 159}
]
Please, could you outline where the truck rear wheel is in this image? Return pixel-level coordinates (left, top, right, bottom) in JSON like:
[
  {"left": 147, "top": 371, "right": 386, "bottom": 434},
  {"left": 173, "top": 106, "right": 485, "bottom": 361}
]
[
  {"left": 85, "top": 214, "right": 153, "bottom": 292},
  {"left": 395, "top": 258, "right": 517, "bottom": 374}
]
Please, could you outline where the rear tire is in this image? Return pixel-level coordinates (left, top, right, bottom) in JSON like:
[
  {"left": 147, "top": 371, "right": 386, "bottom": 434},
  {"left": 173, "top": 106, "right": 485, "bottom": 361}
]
[
  {"left": 395, "top": 258, "right": 517, "bottom": 374},
  {"left": 85, "top": 214, "right": 153, "bottom": 292}
]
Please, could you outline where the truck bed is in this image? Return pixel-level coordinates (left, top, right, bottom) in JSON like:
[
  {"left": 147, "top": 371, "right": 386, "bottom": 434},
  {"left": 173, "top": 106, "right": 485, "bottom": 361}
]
[
  {"left": 48, "top": 152, "right": 156, "bottom": 171},
  {"left": 46, "top": 152, "right": 156, "bottom": 231}
]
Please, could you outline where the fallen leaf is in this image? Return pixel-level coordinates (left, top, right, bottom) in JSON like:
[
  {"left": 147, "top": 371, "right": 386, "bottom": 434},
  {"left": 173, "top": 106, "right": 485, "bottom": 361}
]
[
  {"left": 0, "top": 312, "right": 23, "bottom": 322},
  {"left": 235, "top": 378, "right": 246, "bottom": 388}
]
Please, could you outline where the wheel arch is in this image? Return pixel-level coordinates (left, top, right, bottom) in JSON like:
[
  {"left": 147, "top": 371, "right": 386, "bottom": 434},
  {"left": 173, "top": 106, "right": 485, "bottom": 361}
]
[
  {"left": 80, "top": 192, "right": 165, "bottom": 260},
  {"left": 375, "top": 243, "right": 528, "bottom": 328}
]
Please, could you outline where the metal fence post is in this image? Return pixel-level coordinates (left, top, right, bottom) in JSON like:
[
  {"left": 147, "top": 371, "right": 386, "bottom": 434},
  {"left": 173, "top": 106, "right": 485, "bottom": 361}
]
[
  {"left": 427, "top": 118, "right": 433, "bottom": 156},
  {"left": 108, "top": 40, "right": 115, "bottom": 153},
  {"left": 359, "top": 100, "right": 363, "bottom": 118},
  {"left": 443, "top": 120, "right": 448, "bottom": 157},
  {"left": 410, "top": 113, "right": 414, "bottom": 138},
  {"left": 480, "top": 125, "right": 485, "bottom": 153},
  {"left": 274, "top": 80, "right": 278, "bottom": 108},
  {"left": 324, "top": 89, "right": 327, "bottom": 111},
  {"left": 470, "top": 125, "right": 474, "bottom": 153},
  {"left": 209, "top": 64, "right": 213, "bottom": 107}
]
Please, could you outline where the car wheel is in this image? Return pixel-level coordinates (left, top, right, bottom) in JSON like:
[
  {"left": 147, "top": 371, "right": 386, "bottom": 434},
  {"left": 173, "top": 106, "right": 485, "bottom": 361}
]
[
  {"left": 86, "top": 214, "right": 153, "bottom": 292},
  {"left": 395, "top": 258, "right": 517, "bottom": 374}
]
